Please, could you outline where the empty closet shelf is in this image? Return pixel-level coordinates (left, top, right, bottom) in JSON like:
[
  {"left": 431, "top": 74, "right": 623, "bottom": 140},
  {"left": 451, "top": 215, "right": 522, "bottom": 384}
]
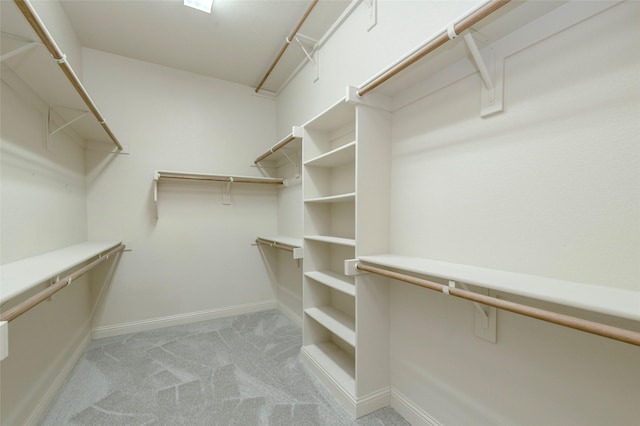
[
  {"left": 304, "top": 141, "right": 356, "bottom": 168},
  {"left": 255, "top": 236, "right": 303, "bottom": 259},
  {"left": 305, "top": 306, "right": 356, "bottom": 347},
  {"left": 305, "top": 271, "right": 355, "bottom": 297},
  {"left": 301, "top": 342, "right": 355, "bottom": 395},
  {"left": 155, "top": 170, "right": 285, "bottom": 185},
  {"left": 358, "top": 254, "right": 640, "bottom": 322},
  {"left": 305, "top": 236, "right": 356, "bottom": 247},
  {"left": 254, "top": 126, "right": 303, "bottom": 164},
  {"left": 304, "top": 193, "right": 356, "bottom": 203},
  {"left": 0, "top": 241, "right": 123, "bottom": 305}
]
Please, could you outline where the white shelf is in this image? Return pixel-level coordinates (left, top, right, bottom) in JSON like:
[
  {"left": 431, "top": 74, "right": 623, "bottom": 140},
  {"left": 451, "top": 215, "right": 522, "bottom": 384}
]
[
  {"left": 304, "top": 141, "right": 356, "bottom": 168},
  {"left": 305, "top": 271, "right": 355, "bottom": 297},
  {"left": 0, "top": 241, "right": 123, "bottom": 305},
  {"left": 305, "top": 235, "right": 356, "bottom": 247},
  {"left": 256, "top": 235, "right": 303, "bottom": 259},
  {"left": 254, "top": 126, "right": 303, "bottom": 165},
  {"left": 305, "top": 193, "right": 356, "bottom": 204},
  {"left": 303, "top": 98, "right": 355, "bottom": 131},
  {"left": 305, "top": 306, "right": 356, "bottom": 347},
  {"left": 155, "top": 170, "right": 285, "bottom": 185},
  {"left": 359, "top": 254, "right": 640, "bottom": 321},
  {"left": 256, "top": 235, "right": 302, "bottom": 248},
  {"left": 301, "top": 342, "right": 355, "bottom": 394}
]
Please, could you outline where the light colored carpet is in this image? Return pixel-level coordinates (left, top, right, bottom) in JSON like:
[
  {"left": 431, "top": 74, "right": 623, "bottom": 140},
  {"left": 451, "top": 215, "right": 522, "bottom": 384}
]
[{"left": 42, "top": 310, "right": 409, "bottom": 425}]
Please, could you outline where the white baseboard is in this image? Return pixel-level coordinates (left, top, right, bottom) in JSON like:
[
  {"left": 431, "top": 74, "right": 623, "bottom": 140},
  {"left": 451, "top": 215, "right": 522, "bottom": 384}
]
[
  {"left": 22, "top": 323, "right": 93, "bottom": 426},
  {"left": 300, "top": 347, "right": 392, "bottom": 420},
  {"left": 356, "top": 387, "right": 392, "bottom": 418},
  {"left": 391, "top": 388, "right": 442, "bottom": 426},
  {"left": 92, "top": 299, "right": 277, "bottom": 339}
]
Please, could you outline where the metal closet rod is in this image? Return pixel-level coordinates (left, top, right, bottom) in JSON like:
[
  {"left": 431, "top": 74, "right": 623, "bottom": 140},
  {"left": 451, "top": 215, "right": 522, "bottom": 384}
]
[
  {"left": 255, "top": 0, "right": 318, "bottom": 93},
  {"left": 0, "top": 244, "right": 125, "bottom": 323},
  {"left": 357, "top": 0, "right": 511, "bottom": 97},
  {"left": 356, "top": 262, "right": 640, "bottom": 347},
  {"left": 14, "top": 0, "right": 123, "bottom": 150}
]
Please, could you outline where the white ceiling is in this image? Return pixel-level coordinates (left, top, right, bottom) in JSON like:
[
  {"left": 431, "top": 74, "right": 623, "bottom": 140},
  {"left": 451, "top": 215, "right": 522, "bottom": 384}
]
[{"left": 58, "top": 0, "right": 350, "bottom": 93}]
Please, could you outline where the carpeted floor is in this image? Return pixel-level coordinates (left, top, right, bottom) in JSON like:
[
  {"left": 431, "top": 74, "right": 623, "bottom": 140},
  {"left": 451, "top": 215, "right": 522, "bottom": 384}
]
[{"left": 42, "top": 310, "right": 409, "bottom": 425}]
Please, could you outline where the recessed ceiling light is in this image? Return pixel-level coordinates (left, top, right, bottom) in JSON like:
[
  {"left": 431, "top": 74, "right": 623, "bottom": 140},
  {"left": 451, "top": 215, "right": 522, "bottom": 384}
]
[{"left": 184, "top": 0, "right": 213, "bottom": 13}]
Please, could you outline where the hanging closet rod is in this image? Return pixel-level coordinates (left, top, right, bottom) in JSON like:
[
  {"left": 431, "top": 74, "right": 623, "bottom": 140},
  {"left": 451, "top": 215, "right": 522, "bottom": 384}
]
[
  {"left": 13, "top": 0, "right": 123, "bottom": 150},
  {"left": 357, "top": 0, "right": 510, "bottom": 97},
  {"left": 254, "top": 0, "right": 318, "bottom": 93},
  {"left": 255, "top": 135, "right": 296, "bottom": 164},
  {"left": 156, "top": 171, "right": 285, "bottom": 185},
  {"left": 255, "top": 238, "right": 296, "bottom": 252},
  {"left": 254, "top": 127, "right": 303, "bottom": 164},
  {"left": 0, "top": 244, "right": 125, "bottom": 323},
  {"left": 356, "top": 262, "right": 640, "bottom": 347}
]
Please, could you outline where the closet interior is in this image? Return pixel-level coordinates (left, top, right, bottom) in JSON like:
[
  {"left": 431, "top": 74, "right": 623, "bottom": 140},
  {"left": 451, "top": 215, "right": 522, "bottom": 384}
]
[{"left": 1, "top": 0, "right": 639, "bottom": 424}]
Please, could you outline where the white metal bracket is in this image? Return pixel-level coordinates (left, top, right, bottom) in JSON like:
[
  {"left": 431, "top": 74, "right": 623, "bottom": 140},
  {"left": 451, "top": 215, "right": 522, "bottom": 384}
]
[
  {"left": 462, "top": 32, "right": 504, "bottom": 117},
  {"left": 47, "top": 275, "right": 61, "bottom": 302},
  {"left": 222, "top": 177, "right": 233, "bottom": 205},
  {"left": 450, "top": 280, "right": 497, "bottom": 343},
  {"left": 47, "top": 106, "right": 89, "bottom": 149},
  {"left": 153, "top": 171, "right": 159, "bottom": 220},
  {"left": 292, "top": 33, "right": 319, "bottom": 82},
  {"left": 282, "top": 149, "right": 300, "bottom": 178},
  {"left": 365, "top": 0, "right": 377, "bottom": 32}
]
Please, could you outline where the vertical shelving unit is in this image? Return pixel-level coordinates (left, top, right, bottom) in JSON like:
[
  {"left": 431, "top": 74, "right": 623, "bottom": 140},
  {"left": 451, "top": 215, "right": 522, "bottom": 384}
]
[
  {"left": 301, "top": 100, "right": 358, "bottom": 405},
  {"left": 300, "top": 96, "right": 392, "bottom": 417}
]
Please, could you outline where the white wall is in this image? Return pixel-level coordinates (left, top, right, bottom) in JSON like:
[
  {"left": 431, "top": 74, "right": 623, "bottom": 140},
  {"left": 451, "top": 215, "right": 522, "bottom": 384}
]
[
  {"left": 82, "top": 49, "right": 280, "bottom": 333},
  {"left": 0, "top": 78, "right": 94, "bottom": 425},
  {"left": 277, "top": 0, "right": 640, "bottom": 424}
]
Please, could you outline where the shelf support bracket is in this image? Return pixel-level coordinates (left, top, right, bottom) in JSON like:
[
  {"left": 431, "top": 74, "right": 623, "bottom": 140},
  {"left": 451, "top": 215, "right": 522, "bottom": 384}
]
[
  {"left": 462, "top": 32, "right": 504, "bottom": 117},
  {"left": 222, "top": 177, "right": 233, "bottom": 205},
  {"left": 279, "top": 149, "right": 300, "bottom": 178},
  {"left": 365, "top": 0, "right": 377, "bottom": 31},
  {"left": 292, "top": 33, "right": 319, "bottom": 82},
  {"left": 451, "top": 280, "right": 497, "bottom": 343},
  {"left": 46, "top": 106, "right": 89, "bottom": 149}
]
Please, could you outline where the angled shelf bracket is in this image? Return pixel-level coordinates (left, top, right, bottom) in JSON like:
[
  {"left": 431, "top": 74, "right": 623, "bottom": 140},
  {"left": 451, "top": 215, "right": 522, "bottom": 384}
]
[
  {"left": 48, "top": 106, "right": 89, "bottom": 137},
  {"left": 223, "top": 177, "right": 233, "bottom": 205},
  {"left": 292, "top": 33, "right": 319, "bottom": 82},
  {"left": 461, "top": 31, "right": 504, "bottom": 117},
  {"left": 365, "top": 0, "right": 377, "bottom": 32},
  {"left": 450, "top": 280, "right": 497, "bottom": 343}
]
